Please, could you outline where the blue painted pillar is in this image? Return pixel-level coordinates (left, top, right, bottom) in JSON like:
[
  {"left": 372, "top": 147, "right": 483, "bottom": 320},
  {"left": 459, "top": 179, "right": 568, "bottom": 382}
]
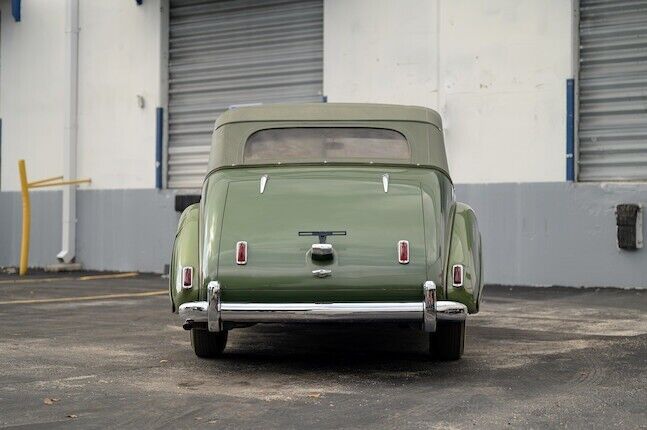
[
  {"left": 566, "top": 79, "right": 575, "bottom": 181},
  {"left": 12, "top": 0, "right": 21, "bottom": 22},
  {"left": 155, "top": 107, "right": 164, "bottom": 189}
]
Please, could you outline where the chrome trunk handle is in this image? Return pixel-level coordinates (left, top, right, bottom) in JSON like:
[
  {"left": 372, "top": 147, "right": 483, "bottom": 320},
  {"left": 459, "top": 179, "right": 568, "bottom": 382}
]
[{"left": 312, "top": 269, "right": 332, "bottom": 278}]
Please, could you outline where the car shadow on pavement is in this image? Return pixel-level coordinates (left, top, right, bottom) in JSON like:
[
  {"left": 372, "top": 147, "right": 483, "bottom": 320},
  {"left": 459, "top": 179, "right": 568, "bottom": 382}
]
[{"left": 199, "top": 323, "right": 471, "bottom": 377}]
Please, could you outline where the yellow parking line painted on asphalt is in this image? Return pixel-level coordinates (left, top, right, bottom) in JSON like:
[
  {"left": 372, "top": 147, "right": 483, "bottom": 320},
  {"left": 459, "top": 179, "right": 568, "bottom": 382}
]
[
  {"left": 0, "top": 290, "right": 167, "bottom": 305},
  {"left": 0, "top": 272, "right": 140, "bottom": 285},
  {"left": 0, "top": 277, "right": 76, "bottom": 285},
  {"left": 78, "top": 272, "right": 139, "bottom": 281}
]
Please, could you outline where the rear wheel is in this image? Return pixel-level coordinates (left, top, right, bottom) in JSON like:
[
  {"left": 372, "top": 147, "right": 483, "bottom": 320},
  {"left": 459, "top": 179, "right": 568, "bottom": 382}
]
[
  {"left": 429, "top": 321, "right": 465, "bottom": 361},
  {"left": 190, "top": 328, "right": 228, "bottom": 358}
]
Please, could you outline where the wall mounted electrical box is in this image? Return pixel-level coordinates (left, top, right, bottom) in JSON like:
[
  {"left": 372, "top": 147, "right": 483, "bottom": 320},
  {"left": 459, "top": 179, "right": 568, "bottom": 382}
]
[{"left": 616, "top": 204, "right": 643, "bottom": 250}]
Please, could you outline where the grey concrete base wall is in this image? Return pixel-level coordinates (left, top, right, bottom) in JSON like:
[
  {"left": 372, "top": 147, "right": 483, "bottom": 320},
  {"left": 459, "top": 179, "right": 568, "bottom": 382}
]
[
  {"left": 0, "top": 191, "right": 63, "bottom": 268},
  {"left": 0, "top": 190, "right": 179, "bottom": 273},
  {"left": 456, "top": 182, "right": 647, "bottom": 288},
  {"left": 76, "top": 190, "right": 179, "bottom": 273},
  {"left": 0, "top": 183, "right": 646, "bottom": 287}
]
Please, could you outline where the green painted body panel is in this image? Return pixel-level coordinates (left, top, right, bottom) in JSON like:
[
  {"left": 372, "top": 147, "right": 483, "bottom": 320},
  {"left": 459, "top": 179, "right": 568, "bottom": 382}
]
[
  {"left": 446, "top": 203, "right": 483, "bottom": 313},
  {"left": 218, "top": 173, "right": 426, "bottom": 302},
  {"left": 196, "top": 166, "right": 455, "bottom": 304},
  {"left": 169, "top": 104, "right": 482, "bottom": 315},
  {"left": 169, "top": 203, "right": 200, "bottom": 311}
]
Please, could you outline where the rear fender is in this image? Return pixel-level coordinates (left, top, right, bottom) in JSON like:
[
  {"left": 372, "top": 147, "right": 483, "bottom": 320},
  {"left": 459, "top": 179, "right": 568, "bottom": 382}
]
[
  {"left": 446, "top": 202, "right": 483, "bottom": 313},
  {"left": 169, "top": 203, "right": 200, "bottom": 312}
]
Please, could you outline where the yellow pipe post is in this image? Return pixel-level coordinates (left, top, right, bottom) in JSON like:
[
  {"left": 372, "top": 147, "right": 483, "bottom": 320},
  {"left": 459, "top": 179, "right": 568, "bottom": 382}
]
[
  {"left": 27, "top": 175, "right": 64, "bottom": 187},
  {"left": 18, "top": 160, "right": 30, "bottom": 276},
  {"left": 29, "top": 178, "right": 91, "bottom": 189},
  {"left": 16, "top": 160, "right": 91, "bottom": 275}
]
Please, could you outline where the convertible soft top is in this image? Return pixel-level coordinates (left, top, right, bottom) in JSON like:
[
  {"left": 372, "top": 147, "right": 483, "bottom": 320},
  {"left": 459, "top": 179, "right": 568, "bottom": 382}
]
[
  {"left": 208, "top": 103, "right": 448, "bottom": 174},
  {"left": 215, "top": 103, "right": 443, "bottom": 129}
]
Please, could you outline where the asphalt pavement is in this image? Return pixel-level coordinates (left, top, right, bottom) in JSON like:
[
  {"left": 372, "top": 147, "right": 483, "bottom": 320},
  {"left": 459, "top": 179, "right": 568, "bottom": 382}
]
[{"left": 0, "top": 273, "right": 645, "bottom": 429}]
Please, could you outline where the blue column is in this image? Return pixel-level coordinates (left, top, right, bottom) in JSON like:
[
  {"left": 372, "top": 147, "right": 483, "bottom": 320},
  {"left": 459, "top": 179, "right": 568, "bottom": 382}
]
[
  {"left": 155, "top": 107, "right": 164, "bottom": 189},
  {"left": 12, "top": 0, "right": 21, "bottom": 22},
  {"left": 566, "top": 79, "right": 575, "bottom": 181}
]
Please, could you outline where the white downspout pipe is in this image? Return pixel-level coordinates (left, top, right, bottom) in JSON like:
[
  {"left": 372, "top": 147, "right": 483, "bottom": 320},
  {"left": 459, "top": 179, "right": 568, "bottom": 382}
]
[{"left": 58, "top": 0, "right": 79, "bottom": 263}]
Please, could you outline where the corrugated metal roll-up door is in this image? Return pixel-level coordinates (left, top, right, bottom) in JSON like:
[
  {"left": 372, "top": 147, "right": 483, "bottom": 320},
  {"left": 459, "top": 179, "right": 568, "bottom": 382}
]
[
  {"left": 578, "top": 0, "right": 647, "bottom": 181},
  {"left": 167, "top": 0, "right": 324, "bottom": 189}
]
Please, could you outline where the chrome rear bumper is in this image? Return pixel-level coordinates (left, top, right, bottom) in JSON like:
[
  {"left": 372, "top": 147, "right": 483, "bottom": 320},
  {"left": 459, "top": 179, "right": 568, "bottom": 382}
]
[{"left": 178, "top": 280, "right": 467, "bottom": 333}]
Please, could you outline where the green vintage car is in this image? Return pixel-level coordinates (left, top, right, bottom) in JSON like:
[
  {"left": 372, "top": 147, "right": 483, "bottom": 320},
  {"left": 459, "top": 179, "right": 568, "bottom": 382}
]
[{"left": 169, "top": 103, "right": 483, "bottom": 361}]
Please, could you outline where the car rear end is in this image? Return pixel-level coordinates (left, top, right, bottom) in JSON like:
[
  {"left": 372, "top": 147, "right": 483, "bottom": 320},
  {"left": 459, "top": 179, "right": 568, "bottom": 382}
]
[
  {"left": 173, "top": 105, "right": 481, "bottom": 360},
  {"left": 180, "top": 166, "right": 469, "bottom": 359}
]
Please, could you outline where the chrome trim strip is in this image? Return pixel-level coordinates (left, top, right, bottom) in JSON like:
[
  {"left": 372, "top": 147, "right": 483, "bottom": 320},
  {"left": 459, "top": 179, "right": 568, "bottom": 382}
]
[
  {"left": 259, "top": 174, "right": 268, "bottom": 193},
  {"left": 436, "top": 301, "right": 467, "bottom": 322},
  {"left": 178, "top": 301, "right": 207, "bottom": 323},
  {"left": 312, "top": 269, "right": 332, "bottom": 278},
  {"left": 177, "top": 283, "right": 466, "bottom": 329},
  {"left": 423, "top": 281, "right": 436, "bottom": 332},
  {"left": 207, "top": 281, "right": 222, "bottom": 332},
  {"left": 382, "top": 173, "right": 389, "bottom": 192},
  {"left": 220, "top": 302, "right": 423, "bottom": 323}
]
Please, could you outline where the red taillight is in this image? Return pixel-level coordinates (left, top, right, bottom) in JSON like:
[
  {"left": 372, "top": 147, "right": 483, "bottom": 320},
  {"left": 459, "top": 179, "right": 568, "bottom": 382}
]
[
  {"left": 398, "top": 240, "right": 409, "bottom": 264},
  {"left": 181, "top": 266, "right": 193, "bottom": 289},
  {"left": 452, "top": 264, "right": 464, "bottom": 287},
  {"left": 236, "top": 241, "right": 247, "bottom": 265}
]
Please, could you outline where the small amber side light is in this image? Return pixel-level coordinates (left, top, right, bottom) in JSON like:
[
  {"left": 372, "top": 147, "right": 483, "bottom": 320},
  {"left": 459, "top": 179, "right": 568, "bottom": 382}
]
[
  {"left": 181, "top": 266, "right": 193, "bottom": 289},
  {"left": 236, "top": 241, "right": 248, "bottom": 265},
  {"left": 398, "top": 240, "right": 409, "bottom": 264},
  {"left": 452, "top": 264, "right": 464, "bottom": 287}
]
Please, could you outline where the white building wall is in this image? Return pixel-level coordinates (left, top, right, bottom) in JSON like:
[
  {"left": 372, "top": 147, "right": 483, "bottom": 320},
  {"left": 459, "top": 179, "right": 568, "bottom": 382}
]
[
  {"left": 324, "top": 0, "right": 440, "bottom": 109},
  {"left": 324, "top": 0, "right": 574, "bottom": 184},
  {"left": 0, "top": 0, "right": 162, "bottom": 191},
  {"left": 77, "top": 0, "right": 162, "bottom": 189},
  {"left": 2, "top": 0, "right": 575, "bottom": 190},
  {"left": 0, "top": 0, "right": 66, "bottom": 191}
]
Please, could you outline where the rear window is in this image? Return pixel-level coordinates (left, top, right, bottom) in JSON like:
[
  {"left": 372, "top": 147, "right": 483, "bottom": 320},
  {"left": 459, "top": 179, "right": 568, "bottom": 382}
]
[{"left": 244, "top": 128, "right": 410, "bottom": 162}]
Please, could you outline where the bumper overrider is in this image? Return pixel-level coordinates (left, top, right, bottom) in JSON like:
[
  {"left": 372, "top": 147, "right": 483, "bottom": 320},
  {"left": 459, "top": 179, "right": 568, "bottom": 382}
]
[{"left": 179, "top": 281, "right": 467, "bottom": 332}]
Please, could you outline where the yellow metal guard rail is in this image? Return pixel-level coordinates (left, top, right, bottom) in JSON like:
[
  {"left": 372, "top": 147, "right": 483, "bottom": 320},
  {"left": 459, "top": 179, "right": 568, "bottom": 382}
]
[{"left": 18, "top": 160, "right": 91, "bottom": 275}]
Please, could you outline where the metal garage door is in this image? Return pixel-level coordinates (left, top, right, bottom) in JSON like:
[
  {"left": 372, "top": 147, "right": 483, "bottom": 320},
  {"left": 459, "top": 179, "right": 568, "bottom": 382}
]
[
  {"left": 578, "top": 0, "right": 647, "bottom": 181},
  {"left": 168, "top": 0, "right": 324, "bottom": 189}
]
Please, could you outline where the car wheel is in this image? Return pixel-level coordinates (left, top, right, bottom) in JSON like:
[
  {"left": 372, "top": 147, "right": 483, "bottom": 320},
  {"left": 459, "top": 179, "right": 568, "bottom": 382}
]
[
  {"left": 190, "top": 328, "right": 228, "bottom": 358},
  {"left": 429, "top": 320, "right": 465, "bottom": 361}
]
